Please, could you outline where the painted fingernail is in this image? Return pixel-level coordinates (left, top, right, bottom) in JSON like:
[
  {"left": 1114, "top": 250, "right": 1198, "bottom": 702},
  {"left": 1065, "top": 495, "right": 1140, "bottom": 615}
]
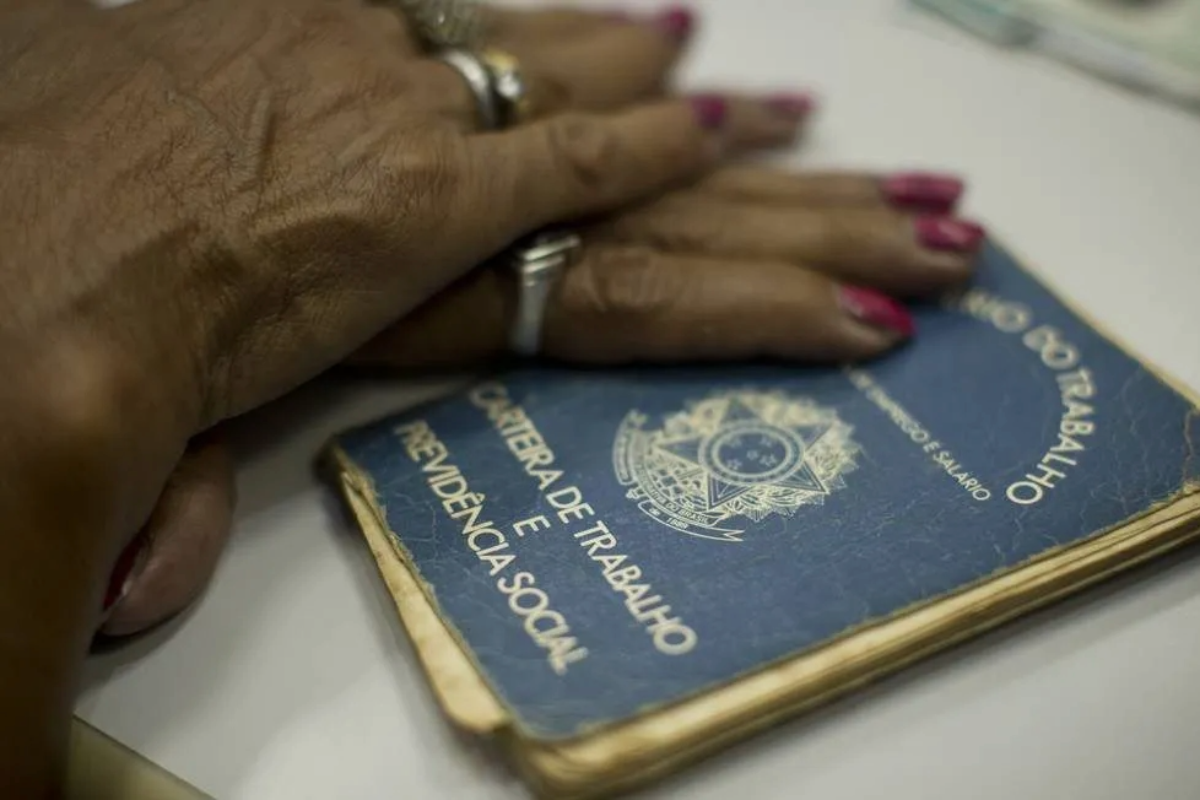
[
  {"left": 764, "top": 92, "right": 815, "bottom": 119},
  {"left": 655, "top": 5, "right": 696, "bottom": 39},
  {"left": 915, "top": 215, "right": 986, "bottom": 253},
  {"left": 691, "top": 94, "right": 728, "bottom": 130},
  {"left": 839, "top": 286, "right": 916, "bottom": 338},
  {"left": 882, "top": 173, "right": 964, "bottom": 214},
  {"left": 102, "top": 537, "right": 145, "bottom": 612}
]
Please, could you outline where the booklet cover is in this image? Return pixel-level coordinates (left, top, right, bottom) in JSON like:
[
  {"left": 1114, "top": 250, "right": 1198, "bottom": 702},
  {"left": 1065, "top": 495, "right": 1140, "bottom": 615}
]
[{"left": 322, "top": 239, "right": 1200, "bottom": 799}]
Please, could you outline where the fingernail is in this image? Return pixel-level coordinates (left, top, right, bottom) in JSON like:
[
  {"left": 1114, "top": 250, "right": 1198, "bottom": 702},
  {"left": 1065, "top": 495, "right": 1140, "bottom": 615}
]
[
  {"left": 690, "top": 94, "right": 727, "bottom": 130},
  {"left": 915, "top": 215, "right": 986, "bottom": 253},
  {"left": 655, "top": 5, "right": 695, "bottom": 39},
  {"left": 102, "top": 537, "right": 145, "bottom": 612},
  {"left": 838, "top": 286, "right": 915, "bottom": 338},
  {"left": 882, "top": 173, "right": 964, "bottom": 214},
  {"left": 764, "top": 92, "right": 815, "bottom": 119}
]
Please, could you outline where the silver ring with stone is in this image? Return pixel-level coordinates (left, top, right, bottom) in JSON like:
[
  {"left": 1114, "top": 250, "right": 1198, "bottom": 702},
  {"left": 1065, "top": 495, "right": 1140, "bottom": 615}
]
[
  {"left": 509, "top": 231, "right": 582, "bottom": 357},
  {"left": 479, "top": 48, "right": 532, "bottom": 127}
]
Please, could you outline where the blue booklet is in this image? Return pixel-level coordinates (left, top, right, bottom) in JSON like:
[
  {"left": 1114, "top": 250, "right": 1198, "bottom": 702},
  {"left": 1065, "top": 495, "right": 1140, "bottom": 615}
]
[{"left": 324, "top": 240, "right": 1200, "bottom": 799}]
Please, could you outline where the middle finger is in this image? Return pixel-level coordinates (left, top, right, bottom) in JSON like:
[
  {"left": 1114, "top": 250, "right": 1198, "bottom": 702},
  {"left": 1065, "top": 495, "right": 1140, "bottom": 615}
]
[
  {"left": 593, "top": 194, "right": 984, "bottom": 297},
  {"left": 348, "top": 240, "right": 913, "bottom": 371},
  {"left": 694, "top": 167, "right": 967, "bottom": 215},
  {"left": 515, "top": 10, "right": 693, "bottom": 112}
]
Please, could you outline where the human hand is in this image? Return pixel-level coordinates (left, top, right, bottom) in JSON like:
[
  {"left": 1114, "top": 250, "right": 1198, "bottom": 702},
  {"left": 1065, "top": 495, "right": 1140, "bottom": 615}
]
[
  {"left": 354, "top": 167, "right": 983, "bottom": 367},
  {"left": 85, "top": 0, "right": 816, "bottom": 633},
  {"left": 0, "top": 0, "right": 807, "bottom": 792},
  {"left": 96, "top": 166, "right": 982, "bottom": 646}
]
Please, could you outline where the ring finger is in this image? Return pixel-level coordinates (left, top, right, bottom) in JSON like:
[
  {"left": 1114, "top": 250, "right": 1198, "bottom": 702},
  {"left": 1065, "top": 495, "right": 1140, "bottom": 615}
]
[
  {"left": 417, "top": 7, "right": 812, "bottom": 135},
  {"left": 593, "top": 191, "right": 984, "bottom": 297},
  {"left": 349, "top": 241, "right": 918, "bottom": 371}
]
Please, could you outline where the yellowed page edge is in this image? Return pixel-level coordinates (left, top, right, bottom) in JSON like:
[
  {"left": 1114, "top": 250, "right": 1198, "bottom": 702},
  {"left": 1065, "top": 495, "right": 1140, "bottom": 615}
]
[
  {"left": 320, "top": 238, "right": 1200, "bottom": 798},
  {"left": 330, "top": 448, "right": 510, "bottom": 734},
  {"left": 515, "top": 495, "right": 1200, "bottom": 799},
  {"left": 325, "top": 439, "right": 1199, "bottom": 800}
]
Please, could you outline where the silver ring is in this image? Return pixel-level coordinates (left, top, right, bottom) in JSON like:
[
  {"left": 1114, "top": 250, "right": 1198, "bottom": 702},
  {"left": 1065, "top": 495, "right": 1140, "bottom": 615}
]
[
  {"left": 384, "top": 0, "right": 483, "bottom": 50},
  {"left": 435, "top": 50, "right": 500, "bottom": 131},
  {"left": 509, "top": 231, "right": 582, "bottom": 357},
  {"left": 479, "top": 49, "right": 532, "bottom": 128}
]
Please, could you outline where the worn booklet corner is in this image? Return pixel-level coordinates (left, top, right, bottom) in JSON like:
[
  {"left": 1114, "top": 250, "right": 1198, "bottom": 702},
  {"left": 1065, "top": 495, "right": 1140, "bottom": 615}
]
[{"left": 320, "top": 238, "right": 1200, "bottom": 800}]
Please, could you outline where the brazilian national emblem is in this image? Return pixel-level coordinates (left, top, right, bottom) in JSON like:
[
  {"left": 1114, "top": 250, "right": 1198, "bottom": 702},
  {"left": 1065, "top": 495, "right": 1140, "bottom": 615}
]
[{"left": 613, "top": 390, "right": 861, "bottom": 542}]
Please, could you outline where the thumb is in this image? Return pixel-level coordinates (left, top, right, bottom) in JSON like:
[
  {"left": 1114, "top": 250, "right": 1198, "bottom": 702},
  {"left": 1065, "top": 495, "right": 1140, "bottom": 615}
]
[{"left": 99, "top": 433, "right": 236, "bottom": 638}]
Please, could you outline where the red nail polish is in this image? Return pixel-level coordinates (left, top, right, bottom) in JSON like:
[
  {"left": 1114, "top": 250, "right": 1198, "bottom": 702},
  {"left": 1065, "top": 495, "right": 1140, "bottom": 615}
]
[
  {"left": 102, "top": 538, "right": 143, "bottom": 612},
  {"left": 839, "top": 286, "right": 915, "bottom": 338},
  {"left": 915, "top": 215, "right": 986, "bottom": 253},
  {"left": 655, "top": 5, "right": 695, "bottom": 39},
  {"left": 690, "top": 94, "right": 727, "bottom": 130},
  {"left": 882, "top": 173, "right": 964, "bottom": 214},
  {"left": 764, "top": 93, "right": 815, "bottom": 119}
]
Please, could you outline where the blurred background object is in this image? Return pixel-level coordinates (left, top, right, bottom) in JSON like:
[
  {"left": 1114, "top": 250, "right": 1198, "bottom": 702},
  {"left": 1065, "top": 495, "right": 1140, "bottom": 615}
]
[{"left": 910, "top": 0, "right": 1200, "bottom": 110}]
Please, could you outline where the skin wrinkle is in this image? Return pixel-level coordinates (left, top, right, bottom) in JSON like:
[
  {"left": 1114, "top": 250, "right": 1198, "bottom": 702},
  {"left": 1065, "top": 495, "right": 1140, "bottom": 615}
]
[{"left": 0, "top": 5, "right": 992, "bottom": 796}]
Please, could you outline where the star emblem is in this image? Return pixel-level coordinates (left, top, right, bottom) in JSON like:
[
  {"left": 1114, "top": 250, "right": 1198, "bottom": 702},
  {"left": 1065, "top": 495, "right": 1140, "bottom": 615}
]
[{"left": 656, "top": 397, "right": 833, "bottom": 509}]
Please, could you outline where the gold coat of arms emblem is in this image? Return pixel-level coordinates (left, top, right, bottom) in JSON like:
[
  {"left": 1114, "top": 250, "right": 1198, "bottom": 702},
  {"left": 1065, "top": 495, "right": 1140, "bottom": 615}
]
[{"left": 613, "top": 390, "right": 862, "bottom": 542}]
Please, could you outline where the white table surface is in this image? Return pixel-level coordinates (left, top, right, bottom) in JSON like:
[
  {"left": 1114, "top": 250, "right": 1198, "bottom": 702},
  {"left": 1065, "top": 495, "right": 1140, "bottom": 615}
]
[{"left": 76, "top": 1, "right": 1200, "bottom": 798}]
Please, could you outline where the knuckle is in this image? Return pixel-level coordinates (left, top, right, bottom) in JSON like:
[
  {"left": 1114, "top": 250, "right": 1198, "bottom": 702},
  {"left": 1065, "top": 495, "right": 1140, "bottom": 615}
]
[
  {"left": 637, "top": 220, "right": 705, "bottom": 254},
  {"left": 5, "top": 341, "right": 133, "bottom": 489},
  {"left": 35, "top": 346, "right": 127, "bottom": 442},
  {"left": 545, "top": 113, "right": 624, "bottom": 195},
  {"left": 578, "top": 245, "right": 680, "bottom": 322},
  {"left": 605, "top": 199, "right": 711, "bottom": 253}
]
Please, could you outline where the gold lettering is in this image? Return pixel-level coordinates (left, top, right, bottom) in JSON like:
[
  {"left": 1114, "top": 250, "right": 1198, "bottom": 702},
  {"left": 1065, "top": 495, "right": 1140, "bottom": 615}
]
[
  {"left": 513, "top": 515, "right": 551, "bottom": 538},
  {"left": 606, "top": 565, "right": 643, "bottom": 587},
  {"left": 1005, "top": 366, "right": 1097, "bottom": 505},
  {"left": 1058, "top": 368, "right": 1096, "bottom": 400},
  {"left": 952, "top": 288, "right": 1033, "bottom": 333},
  {"left": 1053, "top": 433, "right": 1085, "bottom": 454},
  {"left": 558, "top": 503, "right": 594, "bottom": 524},
  {"left": 480, "top": 551, "right": 515, "bottom": 575},
  {"left": 1007, "top": 481, "right": 1043, "bottom": 505},
  {"left": 449, "top": 501, "right": 488, "bottom": 533},
  {"left": 1025, "top": 462, "right": 1068, "bottom": 489},
  {"left": 469, "top": 382, "right": 700, "bottom": 659},
  {"left": 443, "top": 490, "right": 483, "bottom": 516},
  {"left": 575, "top": 522, "right": 618, "bottom": 555},
  {"left": 497, "top": 571, "right": 589, "bottom": 675},
  {"left": 547, "top": 486, "right": 594, "bottom": 523},
  {"left": 529, "top": 468, "right": 563, "bottom": 491},
  {"left": 547, "top": 486, "right": 584, "bottom": 509},
  {"left": 429, "top": 472, "right": 469, "bottom": 500},
  {"left": 466, "top": 528, "right": 504, "bottom": 553},
  {"left": 507, "top": 430, "right": 543, "bottom": 454},
  {"left": 849, "top": 368, "right": 990, "bottom": 502},
  {"left": 594, "top": 554, "right": 627, "bottom": 573},
  {"left": 470, "top": 381, "right": 569, "bottom": 492},
  {"left": 1023, "top": 325, "right": 1080, "bottom": 370}
]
